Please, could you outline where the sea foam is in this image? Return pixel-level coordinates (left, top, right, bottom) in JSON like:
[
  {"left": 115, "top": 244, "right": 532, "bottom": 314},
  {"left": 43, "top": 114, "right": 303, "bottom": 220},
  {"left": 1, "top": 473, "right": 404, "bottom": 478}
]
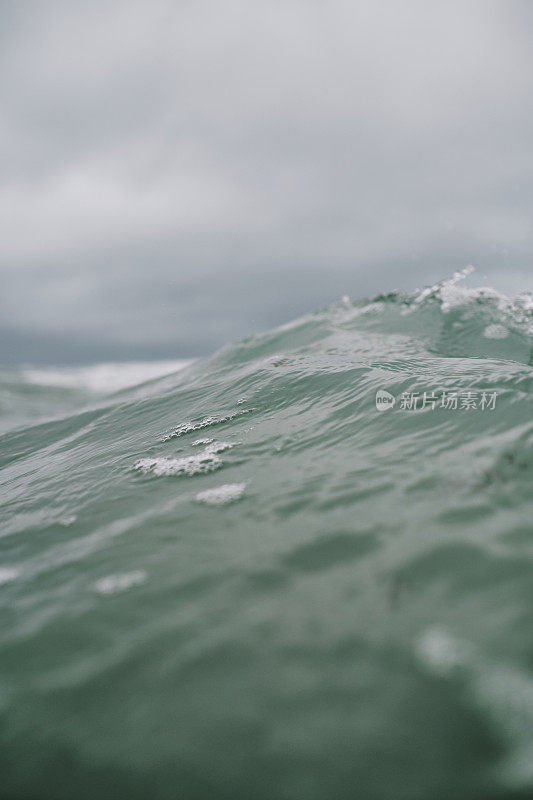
[
  {"left": 134, "top": 442, "right": 233, "bottom": 477},
  {"left": 195, "top": 482, "right": 247, "bottom": 505}
]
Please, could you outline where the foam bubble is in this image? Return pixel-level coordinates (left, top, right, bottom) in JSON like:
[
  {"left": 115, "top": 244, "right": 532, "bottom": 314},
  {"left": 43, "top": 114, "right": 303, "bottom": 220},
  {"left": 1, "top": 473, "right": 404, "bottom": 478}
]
[
  {"left": 196, "top": 482, "right": 247, "bottom": 505},
  {"left": 163, "top": 409, "right": 252, "bottom": 441}
]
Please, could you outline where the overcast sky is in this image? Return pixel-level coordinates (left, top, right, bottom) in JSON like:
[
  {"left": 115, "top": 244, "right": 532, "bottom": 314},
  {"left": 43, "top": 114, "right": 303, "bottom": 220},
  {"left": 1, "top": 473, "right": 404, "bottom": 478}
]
[{"left": 1, "top": 0, "right": 532, "bottom": 364}]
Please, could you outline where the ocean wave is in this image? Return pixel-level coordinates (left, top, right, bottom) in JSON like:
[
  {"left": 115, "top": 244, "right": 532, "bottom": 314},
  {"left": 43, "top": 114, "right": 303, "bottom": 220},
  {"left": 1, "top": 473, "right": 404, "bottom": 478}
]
[{"left": 0, "top": 271, "right": 532, "bottom": 800}]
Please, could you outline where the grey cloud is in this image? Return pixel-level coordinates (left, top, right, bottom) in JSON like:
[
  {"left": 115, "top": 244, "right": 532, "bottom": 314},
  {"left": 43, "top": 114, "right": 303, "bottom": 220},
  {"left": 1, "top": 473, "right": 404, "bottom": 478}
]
[{"left": 0, "top": 0, "right": 532, "bottom": 363}]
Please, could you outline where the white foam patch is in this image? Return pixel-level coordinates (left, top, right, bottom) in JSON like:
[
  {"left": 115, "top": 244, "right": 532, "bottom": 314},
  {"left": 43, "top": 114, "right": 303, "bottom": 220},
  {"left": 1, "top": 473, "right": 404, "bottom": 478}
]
[
  {"left": 196, "top": 482, "right": 247, "bottom": 505},
  {"left": 484, "top": 324, "right": 509, "bottom": 339},
  {"left": 134, "top": 442, "right": 233, "bottom": 477},
  {"left": 135, "top": 453, "right": 220, "bottom": 477},
  {"left": 94, "top": 570, "right": 147, "bottom": 595},
  {"left": 192, "top": 438, "right": 214, "bottom": 446},
  {"left": 0, "top": 567, "right": 20, "bottom": 586}
]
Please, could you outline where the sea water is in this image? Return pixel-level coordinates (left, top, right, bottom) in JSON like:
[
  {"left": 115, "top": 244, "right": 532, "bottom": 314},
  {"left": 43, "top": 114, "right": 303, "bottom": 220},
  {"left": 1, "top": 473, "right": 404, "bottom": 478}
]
[{"left": 0, "top": 272, "right": 532, "bottom": 799}]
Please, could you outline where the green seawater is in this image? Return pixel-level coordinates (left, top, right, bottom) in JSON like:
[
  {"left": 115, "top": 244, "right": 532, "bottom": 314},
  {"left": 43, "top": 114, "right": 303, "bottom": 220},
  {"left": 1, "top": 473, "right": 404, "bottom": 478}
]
[{"left": 1, "top": 273, "right": 532, "bottom": 800}]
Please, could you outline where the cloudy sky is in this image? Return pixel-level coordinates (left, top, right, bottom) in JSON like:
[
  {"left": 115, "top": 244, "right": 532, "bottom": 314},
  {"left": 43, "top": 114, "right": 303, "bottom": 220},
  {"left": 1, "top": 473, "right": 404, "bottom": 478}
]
[{"left": 1, "top": 0, "right": 532, "bottom": 364}]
